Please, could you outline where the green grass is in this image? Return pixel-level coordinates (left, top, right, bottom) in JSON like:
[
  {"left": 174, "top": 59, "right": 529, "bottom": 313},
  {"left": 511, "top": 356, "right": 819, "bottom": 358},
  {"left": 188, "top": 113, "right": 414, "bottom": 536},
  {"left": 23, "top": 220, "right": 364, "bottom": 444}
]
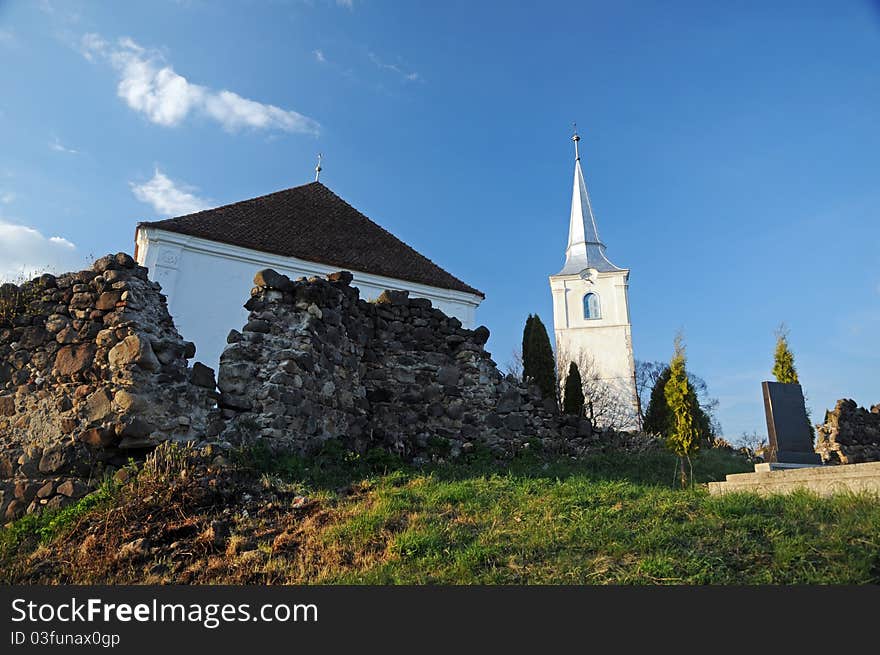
[
  {"left": 235, "top": 439, "right": 748, "bottom": 491},
  {"left": 0, "top": 480, "right": 118, "bottom": 562},
  {"left": 229, "top": 443, "right": 880, "bottom": 584},
  {"left": 4, "top": 445, "right": 879, "bottom": 584},
  {"left": 308, "top": 465, "right": 880, "bottom": 584}
]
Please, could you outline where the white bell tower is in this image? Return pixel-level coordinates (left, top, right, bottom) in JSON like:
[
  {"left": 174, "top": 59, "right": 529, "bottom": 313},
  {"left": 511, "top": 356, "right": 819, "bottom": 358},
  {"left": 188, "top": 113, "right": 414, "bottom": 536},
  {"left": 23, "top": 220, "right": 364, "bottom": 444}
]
[{"left": 549, "top": 128, "right": 638, "bottom": 428}]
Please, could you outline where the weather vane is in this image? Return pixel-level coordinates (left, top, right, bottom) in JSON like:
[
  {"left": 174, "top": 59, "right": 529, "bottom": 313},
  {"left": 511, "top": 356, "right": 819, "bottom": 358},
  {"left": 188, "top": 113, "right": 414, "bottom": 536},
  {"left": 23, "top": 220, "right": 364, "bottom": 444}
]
[
  {"left": 572, "top": 122, "right": 580, "bottom": 161},
  {"left": 315, "top": 153, "right": 323, "bottom": 182}
]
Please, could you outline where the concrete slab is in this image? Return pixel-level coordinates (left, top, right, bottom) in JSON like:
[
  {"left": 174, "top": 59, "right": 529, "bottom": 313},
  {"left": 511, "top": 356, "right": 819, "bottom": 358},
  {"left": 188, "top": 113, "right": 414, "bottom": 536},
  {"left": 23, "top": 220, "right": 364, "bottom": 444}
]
[
  {"left": 753, "top": 462, "right": 823, "bottom": 472},
  {"left": 708, "top": 461, "right": 880, "bottom": 497}
]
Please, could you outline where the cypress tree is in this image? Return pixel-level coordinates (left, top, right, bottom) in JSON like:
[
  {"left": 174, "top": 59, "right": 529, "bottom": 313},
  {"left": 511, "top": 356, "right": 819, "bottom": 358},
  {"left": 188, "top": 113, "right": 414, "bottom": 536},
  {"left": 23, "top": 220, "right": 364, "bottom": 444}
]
[
  {"left": 772, "top": 324, "right": 799, "bottom": 384},
  {"left": 644, "top": 367, "right": 714, "bottom": 441},
  {"left": 562, "top": 362, "right": 585, "bottom": 416},
  {"left": 525, "top": 314, "right": 557, "bottom": 401},
  {"left": 643, "top": 367, "right": 672, "bottom": 436},
  {"left": 665, "top": 334, "right": 700, "bottom": 488},
  {"left": 521, "top": 314, "right": 535, "bottom": 383},
  {"left": 772, "top": 324, "right": 815, "bottom": 438}
]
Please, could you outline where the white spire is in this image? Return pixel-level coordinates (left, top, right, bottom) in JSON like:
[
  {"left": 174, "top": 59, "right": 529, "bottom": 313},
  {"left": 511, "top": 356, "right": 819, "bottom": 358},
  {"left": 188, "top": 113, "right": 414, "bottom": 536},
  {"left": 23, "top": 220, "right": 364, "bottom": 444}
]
[
  {"left": 315, "top": 153, "right": 323, "bottom": 182},
  {"left": 557, "top": 127, "right": 623, "bottom": 275}
]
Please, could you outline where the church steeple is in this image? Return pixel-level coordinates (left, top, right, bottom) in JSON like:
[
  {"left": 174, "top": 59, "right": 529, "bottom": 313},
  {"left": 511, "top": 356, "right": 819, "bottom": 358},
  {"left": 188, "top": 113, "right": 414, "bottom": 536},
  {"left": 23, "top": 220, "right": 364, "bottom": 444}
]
[
  {"left": 558, "top": 128, "right": 623, "bottom": 275},
  {"left": 548, "top": 125, "right": 637, "bottom": 429}
]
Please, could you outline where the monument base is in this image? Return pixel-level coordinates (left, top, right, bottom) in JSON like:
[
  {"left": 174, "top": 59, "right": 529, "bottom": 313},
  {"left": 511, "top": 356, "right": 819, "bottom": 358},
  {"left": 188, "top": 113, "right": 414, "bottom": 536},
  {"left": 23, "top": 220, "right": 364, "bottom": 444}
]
[
  {"left": 755, "top": 462, "right": 823, "bottom": 472},
  {"left": 709, "top": 461, "right": 880, "bottom": 497},
  {"left": 770, "top": 450, "right": 822, "bottom": 465}
]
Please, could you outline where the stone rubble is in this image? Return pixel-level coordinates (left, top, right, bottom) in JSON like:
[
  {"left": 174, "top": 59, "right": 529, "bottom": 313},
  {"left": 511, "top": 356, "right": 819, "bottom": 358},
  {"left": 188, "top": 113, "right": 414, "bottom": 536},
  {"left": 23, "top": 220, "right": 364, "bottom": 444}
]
[
  {"left": 218, "top": 269, "right": 594, "bottom": 460},
  {"left": 815, "top": 399, "right": 880, "bottom": 464},
  {"left": 1, "top": 257, "right": 613, "bottom": 522},
  {"left": 0, "top": 253, "right": 218, "bottom": 520}
]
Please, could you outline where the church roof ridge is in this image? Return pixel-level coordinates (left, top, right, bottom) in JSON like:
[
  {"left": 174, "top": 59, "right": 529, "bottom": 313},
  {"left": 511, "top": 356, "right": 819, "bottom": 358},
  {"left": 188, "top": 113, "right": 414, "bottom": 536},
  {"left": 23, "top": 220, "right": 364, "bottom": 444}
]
[{"left": 138, "top": 181, "right": 484, "bottom": 297}]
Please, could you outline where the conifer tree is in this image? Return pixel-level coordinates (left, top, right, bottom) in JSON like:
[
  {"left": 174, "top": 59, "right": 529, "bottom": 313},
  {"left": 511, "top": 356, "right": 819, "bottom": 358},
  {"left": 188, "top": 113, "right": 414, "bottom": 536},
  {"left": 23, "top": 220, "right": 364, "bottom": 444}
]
[
  {"left": 664, "top": 333, "right": 700, "bottom": 488},
  {"left": 772, "top": 324, "right": 799, "bottom": 384},
  {"left": 562, "top": 362, "right": 585, "bottom": 416},
  {"left": 644, "top": 367, "right": 713, "bottom": 442},
  {"left": 521, "top": 314, "right": 535, "bottom": 384},
  {"left": 772, "top": 324, "right": 815, "bottom": 439},
  {"left": 523, "top": 314, "right": 556, "bottom": 401},
  {"left": 643, "top": 367, "right": 672, "bottom": 436}
]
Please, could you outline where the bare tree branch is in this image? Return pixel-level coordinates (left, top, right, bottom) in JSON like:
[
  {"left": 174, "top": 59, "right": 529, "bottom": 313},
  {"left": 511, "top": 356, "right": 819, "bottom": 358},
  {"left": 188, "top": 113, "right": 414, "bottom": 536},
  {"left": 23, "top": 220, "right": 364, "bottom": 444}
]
[{"left": 557, "top": 343, "right": 638, "bottom": 431}]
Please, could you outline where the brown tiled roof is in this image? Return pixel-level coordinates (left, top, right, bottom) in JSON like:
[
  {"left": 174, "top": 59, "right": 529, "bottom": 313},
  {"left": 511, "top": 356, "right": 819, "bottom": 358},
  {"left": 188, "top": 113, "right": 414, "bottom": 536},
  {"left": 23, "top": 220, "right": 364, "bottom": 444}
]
[{"left": 138, "top": 182, "right": 483, "bottom": 297}]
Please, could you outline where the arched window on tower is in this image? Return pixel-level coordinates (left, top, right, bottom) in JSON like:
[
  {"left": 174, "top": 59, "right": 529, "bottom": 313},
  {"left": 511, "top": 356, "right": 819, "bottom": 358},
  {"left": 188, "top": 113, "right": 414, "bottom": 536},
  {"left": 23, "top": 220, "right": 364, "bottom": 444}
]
[{"left": 583, "top": 293, "right": 600, "bottom": 320}]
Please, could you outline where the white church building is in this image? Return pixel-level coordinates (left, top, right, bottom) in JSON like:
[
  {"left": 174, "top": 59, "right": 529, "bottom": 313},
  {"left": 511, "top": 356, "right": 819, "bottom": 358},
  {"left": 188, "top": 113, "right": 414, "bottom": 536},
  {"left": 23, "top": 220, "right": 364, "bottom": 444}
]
[
  {"left": 135, "top": 179, "right": 484, "bottom": 369},
  {"left": 549, "top": 131, "right": 638, "bottom": 425}
]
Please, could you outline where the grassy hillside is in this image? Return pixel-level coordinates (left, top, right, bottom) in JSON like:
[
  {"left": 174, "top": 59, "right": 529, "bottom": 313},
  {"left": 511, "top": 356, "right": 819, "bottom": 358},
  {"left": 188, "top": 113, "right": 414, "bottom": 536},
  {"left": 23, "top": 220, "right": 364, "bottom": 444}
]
[{"left": 2, "top": 444, "right": 879, "bottom": 584}]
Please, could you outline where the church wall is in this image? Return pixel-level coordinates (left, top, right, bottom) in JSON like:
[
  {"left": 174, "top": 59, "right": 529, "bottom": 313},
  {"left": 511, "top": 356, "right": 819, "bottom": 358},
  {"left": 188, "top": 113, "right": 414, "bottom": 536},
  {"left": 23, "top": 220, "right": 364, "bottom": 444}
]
[
  {"left": 550, "top": 273, "right": 630, "bottom": 329},
  {"left": 136, "top": 228, "right": 482, "bottom": 371},
  {"left": 550, "top": 272, "right": 638, "bottom": 427}
]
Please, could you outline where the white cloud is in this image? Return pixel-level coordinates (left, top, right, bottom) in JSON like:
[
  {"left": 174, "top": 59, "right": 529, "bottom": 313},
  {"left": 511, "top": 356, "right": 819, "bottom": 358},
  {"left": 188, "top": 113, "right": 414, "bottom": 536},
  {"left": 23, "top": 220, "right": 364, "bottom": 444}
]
[
  {"left": 313, "top": 49, "right": 326, "bottom": 63},
  {"left": 79, "top": 32, "right": 107, "bottom": 61},
  {"left": 336, "top": 0, "right": 354, "bottom": 8},
  {"left": 130, "top": 168, "right": 211, "bottom": 218},
  {"left": 81, "top": 34, "right": 320, "bottom": 135},
  {"left": 368, "top": 52, "right": 421, "bottom": 82},
  {"left": 49, "top": 137, "right": 79, "bottom": 154},
  {"left": 0, "top": 30, "right": 16, "bottom": 47},
  {"left": 0, "top": 218, "right": 82, "bottom": 282},
  {"left": 0, "top": 191, "right": 14, "bottom": 204}
]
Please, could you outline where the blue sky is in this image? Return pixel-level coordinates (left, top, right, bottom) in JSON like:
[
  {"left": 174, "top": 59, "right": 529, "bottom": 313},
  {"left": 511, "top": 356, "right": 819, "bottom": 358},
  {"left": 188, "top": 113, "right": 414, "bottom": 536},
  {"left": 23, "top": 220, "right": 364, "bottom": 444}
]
[{"left": 1, "top": 0, "right": 878, "bottom": 441}]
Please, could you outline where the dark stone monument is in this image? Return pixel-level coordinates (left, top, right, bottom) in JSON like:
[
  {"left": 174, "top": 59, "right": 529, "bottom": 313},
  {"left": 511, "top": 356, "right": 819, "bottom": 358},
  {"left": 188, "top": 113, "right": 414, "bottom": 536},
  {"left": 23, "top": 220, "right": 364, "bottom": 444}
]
[{"left": 761, "top": 381, "right": 822, "bottom": 465}]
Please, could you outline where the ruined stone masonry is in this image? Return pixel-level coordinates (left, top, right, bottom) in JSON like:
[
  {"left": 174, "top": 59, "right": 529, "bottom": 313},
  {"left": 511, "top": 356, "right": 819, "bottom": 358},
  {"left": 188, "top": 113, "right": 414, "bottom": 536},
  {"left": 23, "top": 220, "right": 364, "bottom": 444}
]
[
  {"left": 815, "top": 399, "right": 880, "bottom": 464},
  {"left": 218, "top": 269, "right": 592, "bottom": 460},
  {"left": 1, "top": 256, "right": 607, "bottom": 522},
  {"left": 5, "top": 253, "right": 878, "bottom": 523},
  {"left": 0, "top": 253, "right": 218, "bottom": 521}
]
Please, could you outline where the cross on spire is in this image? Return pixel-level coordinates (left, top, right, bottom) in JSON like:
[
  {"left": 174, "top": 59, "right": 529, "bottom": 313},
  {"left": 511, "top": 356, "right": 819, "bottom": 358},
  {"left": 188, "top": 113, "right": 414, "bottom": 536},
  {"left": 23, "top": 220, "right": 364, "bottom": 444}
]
[
  {"left": 314, "top": 153, "right": 323, "bottom": 182},
  {"left": 556, "top": 125, "right": 624, "bottom": 275}
]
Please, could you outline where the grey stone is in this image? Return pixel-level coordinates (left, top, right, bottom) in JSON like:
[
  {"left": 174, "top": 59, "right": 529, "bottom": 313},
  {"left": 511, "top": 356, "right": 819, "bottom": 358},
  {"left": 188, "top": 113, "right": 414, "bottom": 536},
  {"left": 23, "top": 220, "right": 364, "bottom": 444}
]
[
  {"left": 95, "top": 291, "right": 121, "bottom": 311},
  {"left": 437, "top": 366, "right": 460, "bottom": 387},
  {"left": 762, "top": 382, "right": 821, "bottom": 464},
  {"left": 56, "top": 479, "right": 87, "bottom": 498},
  {"left": 496, "top": 389, "right": 521, "bottom": 414},
  {"left": 253, "top": 269, "right": 293, "bottom": 291},
  {"left": 190, "top": 362, "right": 216, "bottom": 389},
  {"left": 0, "top": 395, "right": 14, "bottom": 416},
  {"left": 38, "top": 446, "right": 69, "bottom": 474},
  {"left": 472, "top": 325, "right": 490, "bottom": 345},
  {"left": 376, "top": 289, "right": 409, "bottom": 306},
  {"left": 54, "top": 343, "right": 96, "bottom": 377},
  {"left": 36, "top": 481, "right": 55, "bottom": 498},
  {"left": 244, "top": 320, "right": 271, "bottom": 333},
  {"left": 113, "top": 390, "right": 147, "bottom": 414},
  {"left": 109, "top": 334, "right": 161, "bottom": 372},
  {"left": 83, "top": 388, "right": 113, "bottom": 423}
]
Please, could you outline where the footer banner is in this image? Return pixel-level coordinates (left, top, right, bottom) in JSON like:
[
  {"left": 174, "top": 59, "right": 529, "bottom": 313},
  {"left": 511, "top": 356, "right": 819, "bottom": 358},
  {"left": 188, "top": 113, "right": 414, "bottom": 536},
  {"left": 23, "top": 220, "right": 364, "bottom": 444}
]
[{"left": 1, "top": 585, "right": 876, "bottom": 652}]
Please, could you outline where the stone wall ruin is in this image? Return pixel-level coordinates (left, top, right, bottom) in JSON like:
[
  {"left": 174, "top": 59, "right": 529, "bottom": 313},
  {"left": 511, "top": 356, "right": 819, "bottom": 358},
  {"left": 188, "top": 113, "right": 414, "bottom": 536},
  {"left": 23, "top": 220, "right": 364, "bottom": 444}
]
[
  {"left": 1, "top": 257, "right": 600, "bottom": 521},
  {"left": 0, "top": 253, "right": 219, "bottom": 521},
  {"left": 217, "top": 269, "right": 591, "bottom": 460},
  {"left": 815, "top": 399, "right": 880, "bottom": 464}
]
